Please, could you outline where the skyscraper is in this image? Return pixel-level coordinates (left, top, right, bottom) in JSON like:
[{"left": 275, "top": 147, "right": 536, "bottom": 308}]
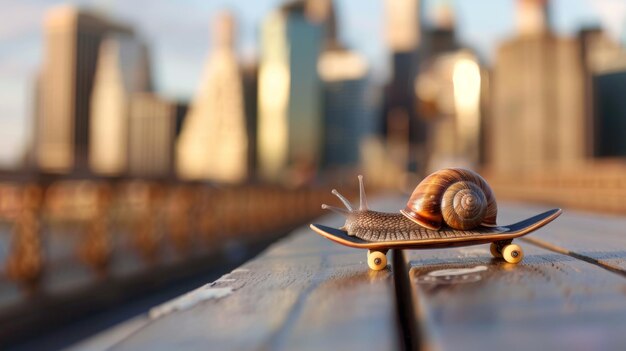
[
  {"left": 257, "top": 1, "right": 324, "bottom": 182},
  {"left": 36, "top": 6, "right": 134, "bottom": 174},
  {"left": 90, "top": 35, "right": 152, "bottom": 175},
  {"left": 416, "top": 50, "right": 484, "bottom": 171},
  {"left": 412, "top": 4, "right": 486, "bottom": 171},
  {"left": 419, "top": 1, "right": 459, "bottom": 59},
  {"left": 319, "top": 48, "right": 372, "bottom": 170},
  {"left": 578, "top": 28, "right": 626, "bottom": 157},
  {"left": 242, "top": 62, "right": 259, "bottom": 179},
  {"left": 517, "top": 0, "right": 550, "bottom": 36},
  {"left": 593, "top": 71, "right": 626, "bottom": 156},
  {"left": 128, "top": 93, "right": 176, "bottom": 178},
  {"left": 381, "top": 0, "right": 425, "bottom": 174},
  {"left": 176, "top": 12, "right": 248, "bottom": 183},
  {"left": 314, "top": 0, "right": 374, "bottom": 171},
  {"left": 386, "top": 0, "right": 420, "bottom": 52},
  {"left": 490, "top": 0, "right": 585, "bottom": 173}
]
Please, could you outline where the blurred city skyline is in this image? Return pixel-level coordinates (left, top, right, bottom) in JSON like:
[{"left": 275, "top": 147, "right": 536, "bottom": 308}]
[{"left": 1, "top": 0, "right": 625, "bottom": 167}]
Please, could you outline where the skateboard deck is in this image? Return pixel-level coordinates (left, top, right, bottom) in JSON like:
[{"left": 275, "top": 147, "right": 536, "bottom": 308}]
[{"left": 310, "top": 208, "right": 562, "bottom": 250}]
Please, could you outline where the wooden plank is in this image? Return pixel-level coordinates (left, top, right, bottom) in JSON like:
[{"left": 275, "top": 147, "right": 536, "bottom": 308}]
[
  {"left": 402, "top": 203, "right": 626, "bottom": 350},
  {"left": 67, "top": 316, "right": 149, "bottom": 351},
  {"left": 100, "top": 214, "right": 401, "bottom": 351},
  {"left": 498, "top": 203, "right": 626, "bottom": 272}
]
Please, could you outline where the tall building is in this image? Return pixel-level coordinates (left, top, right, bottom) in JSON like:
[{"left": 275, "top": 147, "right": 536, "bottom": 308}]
[
  {"left": 29, "top": 71, "right": 43, "bottom": 169},
  {"left": 306, "top": 0, "right": 337, "bottom": 48},
  {"left": 242, "top": 62, "right": 259, "bottom": 179},
  {"left": 576, "top": 28, "right": 626, "bottom": 157},
  {"left": 172, "top": 102, "right": 188, "bottom": 137},
  {"left": 593, "top": 71, "right": 626, "bottom": 156},
  {"left": 490, "top": 0, "right": 585, "bottom": 173},
  {"left": 176, "top": 12, "right": 248, "bottom": 183},
  {"left": 257, "top": 2, "right": 324, "bottom": 182},
  {"left": 314, "top": 0, "right": 374, "bottom": 171},
  {"left": 381, "top": 0, "right": 426, "bottom": 174},
  {"left": 36, "top": 6, "right": 134, "bottom": 173},
  {"left": 386, "top": 0, "right": 420, "bottom": 52},
  {"left": 578, "top": 28, "right": 626, "bottom": 157},
  {"left": 90, "top": 35, "right": 152, "bottom": 175},
  {"left": 416, "top": 50, "right": 484, "bottom": 171},
  {"left": 128, "top": 93, "right": 176, "bottom": 178},
  {"left": 319, "top": 49, "right": 372, "bottom": 170},
  {"left": 419, "top": 1, "right": 459, "bottom": 59},
  {"left": 412, "top": 4, "right": 486, "bottom": 171},
  {"left": 517, "top": 0, "right": 550, "bottom": 36}
]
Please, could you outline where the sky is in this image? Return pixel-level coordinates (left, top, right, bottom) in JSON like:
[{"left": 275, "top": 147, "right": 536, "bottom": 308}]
[{"left": 0, "top": 0, "right": 625, "bottom": 167}]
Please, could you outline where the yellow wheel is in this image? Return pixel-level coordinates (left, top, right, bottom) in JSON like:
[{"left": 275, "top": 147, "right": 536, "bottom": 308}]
[
  {"left": 490, "top": 243, "right": 502, "bottom": 258},
  {"left": 367, "top": 250, "right": 387, "bottom": 271},
  {"left": 502, "top": 244, "right": 524, "bottom": 264}
]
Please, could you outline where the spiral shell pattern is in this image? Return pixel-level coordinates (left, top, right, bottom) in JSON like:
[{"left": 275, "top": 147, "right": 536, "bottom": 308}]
[{"left": 400, "top": 168, "right": 497, "bottom": 230}]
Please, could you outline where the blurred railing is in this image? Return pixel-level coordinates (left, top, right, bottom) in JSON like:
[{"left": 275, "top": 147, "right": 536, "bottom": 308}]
[
  {"left": 0, "top": 178, "right": 338, "bottom": 324},
  {"left": 485, "top": 161, "right": 626, "bottom": 215}
]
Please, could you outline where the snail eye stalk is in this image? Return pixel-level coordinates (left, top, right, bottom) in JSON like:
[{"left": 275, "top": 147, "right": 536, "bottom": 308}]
[
  {"left": 331, "top": 189, "right": 354, "bottom": 212},
  {"left": 321, "top": 204, "right": 350, "bottom": 216},
  {"left": 358, "top": 175, "right": 368, "bottom": 211}
]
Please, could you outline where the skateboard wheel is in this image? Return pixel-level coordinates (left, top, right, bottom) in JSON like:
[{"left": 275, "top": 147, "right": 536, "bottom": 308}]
[
  {"left": 367, "top": 250, "right": 387, "bottom": 271},
  {"left": 490, "top": 243, "right": 502, "bottom": 258},
  {"left": 502, "top": 244, "right": 524, "bottom": 264}
]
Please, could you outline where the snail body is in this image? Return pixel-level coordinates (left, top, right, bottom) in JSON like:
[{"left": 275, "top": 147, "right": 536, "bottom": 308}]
[{"left": 322, "top": 168, "right": 498, "bottom": 242}]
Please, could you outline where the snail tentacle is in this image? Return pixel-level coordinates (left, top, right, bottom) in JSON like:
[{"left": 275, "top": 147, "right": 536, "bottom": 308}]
[
  {"left": 321, "top": 204, "right": 350, "bottom": 216},
  {"left": 331, "top": 189, "right": 354, "bottom": 212},
  {"left": 358, "top": 175, "right": 369, "bottom": 211}
]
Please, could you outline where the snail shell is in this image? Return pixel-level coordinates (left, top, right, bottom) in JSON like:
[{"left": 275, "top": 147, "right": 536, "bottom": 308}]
[{"left": 400, "top": 168, "right": 497, "bottom": 230}]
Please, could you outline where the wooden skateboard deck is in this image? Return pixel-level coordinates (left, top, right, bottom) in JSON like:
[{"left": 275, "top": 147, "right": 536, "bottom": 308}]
[{"left": 310, "top": 208, "right": 562, "bottom": 250}]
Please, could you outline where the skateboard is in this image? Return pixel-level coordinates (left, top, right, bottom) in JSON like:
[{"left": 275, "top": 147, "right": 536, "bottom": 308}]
[{"left": 310, "top": 208, "right": 562, "bottom": 270}]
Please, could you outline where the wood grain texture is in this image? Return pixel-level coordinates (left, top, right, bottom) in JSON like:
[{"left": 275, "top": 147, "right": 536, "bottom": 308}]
[
  {"left": 67, "top": 316, "right": 149, "bottom": 351},
  {"left": 498, "top": 203, "right": 626, "bottom": 272},
  {"left": 402, "top": 202, "right": 626, "bottom": 350},
  {"left": 96, "top": 215, "right": 400, "bottom": 351}
]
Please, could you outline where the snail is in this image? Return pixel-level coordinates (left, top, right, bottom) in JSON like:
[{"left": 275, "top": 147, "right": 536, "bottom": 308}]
[
  {"left": 322, "top": 168, "right": 499, "bottom": 242},
  {"left": 314, "top": 168, "right": 562, "bottom": 270}
]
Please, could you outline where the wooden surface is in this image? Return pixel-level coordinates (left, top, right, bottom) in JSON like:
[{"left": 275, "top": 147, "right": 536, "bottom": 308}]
[
  {"left": 500, "top": 203, "right": 626, "bottom": 273},
  {"left": 74, "top": 214, "right": 401, "bottom": 351},
  {"left": 402, "top": 202, "right": 626, "bottom": 350},
  {"left": 75, "top": 196, "right": 626, "bottom": 351}
]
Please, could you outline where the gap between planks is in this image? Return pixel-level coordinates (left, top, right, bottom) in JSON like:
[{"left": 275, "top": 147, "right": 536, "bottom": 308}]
[
  {"left": 392, "top": 249, "right": 415, "bottom": 351},
  {"left": 391, "top": 237, "right": 626, "bottom": 351},
  {"left": 520, "top": 236, "right": 626, "bottom": 278},
  {"left": 392, "top": 249, "right": 426, "bottom": 351}
]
